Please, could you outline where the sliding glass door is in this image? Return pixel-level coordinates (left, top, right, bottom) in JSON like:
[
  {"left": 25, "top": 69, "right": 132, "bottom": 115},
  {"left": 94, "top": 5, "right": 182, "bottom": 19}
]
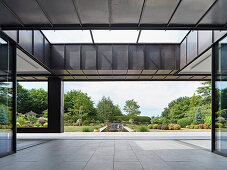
[
  {"left": 0, "top": 34, "right": 15, "bottom": 157},
  {"left": 214, "top": 35, "right": 227, "bottom": 155}
]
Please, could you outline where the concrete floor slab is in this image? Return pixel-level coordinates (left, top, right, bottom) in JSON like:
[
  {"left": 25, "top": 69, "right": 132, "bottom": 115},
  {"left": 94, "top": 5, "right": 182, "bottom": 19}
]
[{"left": 1, "top": 133, "right": 226, "bottom": 170}]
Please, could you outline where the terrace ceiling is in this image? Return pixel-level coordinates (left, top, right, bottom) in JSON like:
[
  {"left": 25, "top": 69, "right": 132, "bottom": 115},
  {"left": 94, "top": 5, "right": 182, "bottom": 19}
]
[{"left": 0, "top": 0, "right": 227, "bottom": 30}]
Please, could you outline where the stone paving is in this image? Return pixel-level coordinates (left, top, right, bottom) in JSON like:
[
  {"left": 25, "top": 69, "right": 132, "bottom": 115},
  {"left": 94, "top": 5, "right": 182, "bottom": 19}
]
[
  {"left": 1, "top": 132, "right": 226, "bottom": 170},
  {"left": 1, "top": 138, "right": 227, "bottom": 170}
]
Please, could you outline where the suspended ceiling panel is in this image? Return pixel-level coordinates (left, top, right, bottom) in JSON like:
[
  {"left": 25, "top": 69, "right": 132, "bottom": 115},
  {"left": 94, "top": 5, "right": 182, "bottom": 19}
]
[
  {"left": 36, "top": 0, "right": 80, "bottom": 24},
  {"left": 110, "top": 0, "right": 143, "bottom": 23},
  {"left": 141, "top": 0, "right": 179, "bottom": 24},
  {"left": 0, "top": 3, "right": 21, "bottom": 25},
  {"left": 3, "top": 0, "right": 50, "bottom": 25},
  {"left": 170, "top": 0, "right": 215, "bottom": 25},
  {"left": 0, "top": 0, "right": 226, "bottom": 29},
  {"left": 17, "top": 48, "right": 50, "bottom": 74},
  {"left": 200, "top": 0, "right": 227, "bottom": 25},
  {"left": 179, "top": 49, "right": 211, "bottom": 74},
  {"left": 75, "top": 0, "right": 109, "bottom": 24}
]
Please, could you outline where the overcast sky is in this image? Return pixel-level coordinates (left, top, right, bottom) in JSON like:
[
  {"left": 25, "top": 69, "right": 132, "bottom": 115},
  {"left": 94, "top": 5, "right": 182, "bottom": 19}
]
[{"left": 19, "top": 81, "right": 202, "bottom": 117}]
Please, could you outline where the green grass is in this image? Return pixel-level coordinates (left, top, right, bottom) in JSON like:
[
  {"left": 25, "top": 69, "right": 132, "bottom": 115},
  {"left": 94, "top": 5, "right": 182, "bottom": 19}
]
[
  {"left": 64, "top": 125, "right": 212, "bottom": 132},
  {"left": 64, "top": 126, "right": 96, "bottom": 132}
]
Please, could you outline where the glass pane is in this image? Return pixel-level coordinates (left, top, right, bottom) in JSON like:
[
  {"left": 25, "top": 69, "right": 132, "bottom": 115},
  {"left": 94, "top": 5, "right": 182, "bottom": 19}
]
[
  {"left": 92, "top": 30, "right": 139, "bottom": 43},
  {"left": 139, "top": 30, "right": 189, "bottom": 43},
  {"left": 17, "top": 82, "right": 48, "bottom": 128},
  {"left": 0, "top": 37, "right": 13, "bottom": 156},
  {"left": 41, "top": 30, "right": 92, "bottom": 43},
  {"left": 215, "top": 35, "right": 227, "bottom": 155}
]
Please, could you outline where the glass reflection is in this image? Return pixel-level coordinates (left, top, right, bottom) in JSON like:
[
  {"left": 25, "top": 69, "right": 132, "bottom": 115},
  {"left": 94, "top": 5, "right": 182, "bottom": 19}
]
[
  {"left": 215, "top": 36, "right": 227, "bottom": 154},
  {"left": 0, "top": 37, "right": 13, "bottom": 156}
]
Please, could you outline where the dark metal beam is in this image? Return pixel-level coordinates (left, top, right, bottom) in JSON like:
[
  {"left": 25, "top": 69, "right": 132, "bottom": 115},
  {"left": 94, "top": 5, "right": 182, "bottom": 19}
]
[
  {"left": 136, "top": 30, "right": 141, "bottom": 43},
  {"left": 17, "top": 73, "right": 211, "bottom": 77},
  {"left": 195, "top": 0, "right": 218, "bottom": 27},
  {"left": 90, "top": 30, "right": 95, "bottom": 44},
  {"left": 138, "top": 0, "right": 146, "bottom": 27},
  {"left": 0, "top": 0, "right": 24, "bottom": 27},
  {"left": 108, "top": 0, "right": 112, "bottom": 28},
  {"left": 72, "top": 0, "right": 83, "bottom": 27},
  {"left": 167, "top": 0, "right": 182, "bottom": 27},
  {"left": 34, "top": 0, "right": 53, "bottom": 27},
  {"left": 2, "top": 24, "right": 227, "bottom": 30}
]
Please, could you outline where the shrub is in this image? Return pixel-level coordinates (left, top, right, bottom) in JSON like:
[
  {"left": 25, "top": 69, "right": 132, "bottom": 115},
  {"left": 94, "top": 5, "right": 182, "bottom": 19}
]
[
  {"left": 114, "top": 115, "right": 129, "bottom": 122},
  {"left": 129, "top": 118, "right": 134, "bottom": 124},
  {"left": 203, "top": 123, "right": 210, "bottom": 129},
  {"left": 94, "top": 126, "right": 99, "bottom": 130},
  {"left": 26, "top": 115, "right": 37, "bottom": 124},
  {"left": 177, "top": 117, "right": 193, "bottom": 128},
  {"left": 89, "top": 123, "right": 94, "bottom": 126},
  {"left": 82, "top": 127, "right": 91, "bottom": 132},
  {"left": 38, "top": 119, "right": 45, "bottom": 125},
  {"left": 43, "top": 123, "right": 48, "bottom": 127},
  {"left": 186, "top": 125, "right": 190, "bottom": 129},
  {"left": 153, "top": 124, "right": 158, "bottom": 129},
  {"left": 190, "top": 124, "right": 195, "bottom": 129},
  {"left": 215, "top": 122, "right": 223, "bottom": 128},
  {"left": 1, "top": 125, "right": 8, "bottom": 129},
  {"left": 194, "top": 125, "right": 199, "bottom": 129},
  {"left": 138, "top": 126, "right": 149, "bottom": 132},
  {"left": 76, "top": 119, "right": 82, "bottom": 126},
  {"left": 204, "top": 115, "right": 211, "bottom": 124},
  {"left": 21, "top": 123, "right": 33, "bottom": 127},
  {"left": 16, "top": 122, "right": 21, "bottom": 127},
  {"left": 161, "top": 125, "right": 169, "bottom": 130},
  {"left": 147, "top": 124, "right": 153, "bottom": 129},
  {"left": 0, "top": 106, "right": 8, "bottom": 125},
  {"left": 134, "top": 116, "right": 151, "bottom": 123},
  {"left": 198, "top": 124, "right": 204, "bottom": 129},
  {"left": 157, "top": 124, "right": 162, "bottom": 130},
  {"left": 82, "top": 120, "right": 89, "bottom": 126},
  {"left": 34, "top": 122, "right": 42, "bottom": 127},
  {"left": 173, "top": 124, "right": 181, "bottom": 130},
  {"left": 168, "top": 124, "right": 174, "bottom": 130},
  {"left": 17, "top": 116, "right": 27, "bottom": 126}
]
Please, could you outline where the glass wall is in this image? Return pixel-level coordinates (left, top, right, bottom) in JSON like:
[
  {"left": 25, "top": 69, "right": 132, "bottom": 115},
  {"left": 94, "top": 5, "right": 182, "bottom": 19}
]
[
  {"left": 17, "top": 82, "right": 48, "bottom": 128},
  {"left": 0, "top": 36, "right": 14, "bottom": 156},
  {"left": 215, "top": 35, "right": 227, "bottom": 155}
]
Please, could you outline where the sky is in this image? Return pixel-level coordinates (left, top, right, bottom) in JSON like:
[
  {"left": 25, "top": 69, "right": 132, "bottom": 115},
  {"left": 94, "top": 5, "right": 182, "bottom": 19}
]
[{"left": 19, "top": 81, "right": 202, "bottom": 117}]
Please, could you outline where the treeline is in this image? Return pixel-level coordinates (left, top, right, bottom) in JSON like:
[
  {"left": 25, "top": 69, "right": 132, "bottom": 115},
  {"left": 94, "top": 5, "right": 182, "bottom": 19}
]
[
  {"left": 151, "top": 82, "right": 212, "bottom": 127},
  {"left": 17, "top": 83, "right": 151, "bottom": 124}
]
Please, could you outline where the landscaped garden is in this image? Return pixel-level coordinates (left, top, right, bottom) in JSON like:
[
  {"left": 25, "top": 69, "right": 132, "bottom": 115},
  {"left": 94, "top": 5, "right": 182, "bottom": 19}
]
[{"left": 14, "top": 81, "right": 227, "bottom": 132}]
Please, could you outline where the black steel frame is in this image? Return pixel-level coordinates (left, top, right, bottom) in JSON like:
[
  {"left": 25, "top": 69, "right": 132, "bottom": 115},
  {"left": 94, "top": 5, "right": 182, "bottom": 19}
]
[
  {"left": 0, "top": 31, "right": 17, "bottom": 156},
  {"left": 211, "top": 37, "right": 227, "bottom": 157},
  {"left": 2, "top": 24, "right": 227, "bottom": 31}
]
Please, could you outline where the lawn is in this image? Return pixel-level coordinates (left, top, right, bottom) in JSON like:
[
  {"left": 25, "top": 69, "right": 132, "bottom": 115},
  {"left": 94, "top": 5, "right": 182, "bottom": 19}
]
[
  {"left": 64, "top": 125, "right": 212, "bottom": 132},
  {"left": 64, "top": 126, "right": 97, "bottom": 132}
]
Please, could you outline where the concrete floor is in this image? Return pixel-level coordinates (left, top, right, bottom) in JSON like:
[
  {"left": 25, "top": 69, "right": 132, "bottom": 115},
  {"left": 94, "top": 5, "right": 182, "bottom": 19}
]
[{"left": 1, "top": 133, "right": 226, "bottom": 170}]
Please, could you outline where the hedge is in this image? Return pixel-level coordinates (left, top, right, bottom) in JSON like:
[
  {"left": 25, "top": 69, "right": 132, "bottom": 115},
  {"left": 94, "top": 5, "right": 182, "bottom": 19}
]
[{"left": 177, "top": 117, "right": 193, "bottom": 128}]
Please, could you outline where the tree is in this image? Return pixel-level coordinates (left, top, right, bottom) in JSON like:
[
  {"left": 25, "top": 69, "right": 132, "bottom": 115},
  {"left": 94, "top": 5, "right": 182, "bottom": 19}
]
[
  {"left": 0, "top": 105, "right": 8, "bottom": 125},
  {"left": 194, "top": 106, "right": 203, "bottom": 124},
  {"left": 97, "top": 97, "right": 114, "bottom": 121},
  {"left": 17, "top": 83, "right": 33, "bottom": 114},
  {"left": 123, "top": 99, "right": 141, "bottom": 119},
  {"left": 29, "top": 88, "right": 48, "bottom": 114},
  {"left": 189, "top": 93, "right": 201, "bottom": 108},
  {"left": 196, "top": 82, "right": 211, "bottom": 104},
  {"left": 113, "top": 105, "right": 122, "bottom": 116},
  {"left": 64, "top": 90, "right": 95, "bottom": 117}
]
